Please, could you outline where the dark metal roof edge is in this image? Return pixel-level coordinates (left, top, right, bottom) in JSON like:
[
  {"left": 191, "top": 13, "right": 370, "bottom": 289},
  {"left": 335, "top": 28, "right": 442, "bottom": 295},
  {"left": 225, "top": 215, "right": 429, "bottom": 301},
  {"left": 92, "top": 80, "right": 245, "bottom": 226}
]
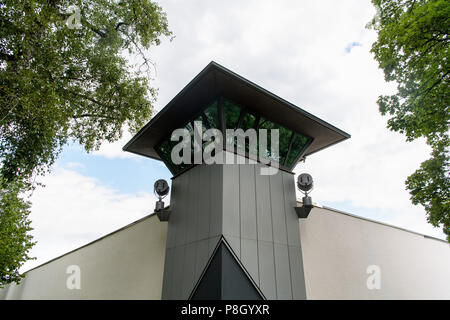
[
  {"left": 122, "top": 148, "right": 162, "bottom": 162},
  {"left": 123, "top": 61, "right": 218, "bottom": 151},
  {"left": 303, "top": 135, "right": 351, "bottom": 157},
  {"left": 123, "top": 61, "right": 351, "bottom": 152},
  {"left": 211, "top": 61, "right": 351, "bottom": 139}
]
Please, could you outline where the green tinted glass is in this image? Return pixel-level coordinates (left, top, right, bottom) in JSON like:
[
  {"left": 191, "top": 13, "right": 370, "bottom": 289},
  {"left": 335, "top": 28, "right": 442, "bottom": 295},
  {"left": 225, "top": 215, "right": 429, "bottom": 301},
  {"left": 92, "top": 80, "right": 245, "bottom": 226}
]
[
  {"left": 203, "top": 101, "right": 220, "bottom": 129},
  {"left": 194, "top": 116, "right": 207, "bottom": 133},
  {"left": 156, "top": 139, "right": 177, "bottom": 173},
  {"left": 194, "top": 115, "right": 212, "bottom": 154},
  {"left": 285, "top": 133, "right": 309, "bottom": 167},
  {"left": 156, "top": 134, "right": 191, "bottom": 175},
  {"left": 156, "top": 98, "right": 310, "bottom": 175},
  {"left": 236, "top": 112, "right": 257, "bottom": 155},
  {"left": 185, "top": 122, "right": 194, "bottom": 133},
  {"left": 257, "top": 117, "right": 295, "bottom": 164},
  {"left": 241, "top": 112, "right": 257, "bottom": 130},
  {"left": 278, "top": 127, "right": 293, "bottom": 165},
  {"left": 224, "top": 100, "right": 241, "bottom": 129},
  {"left": 257, "top": 117, "right": 275, "bottom": 159}
]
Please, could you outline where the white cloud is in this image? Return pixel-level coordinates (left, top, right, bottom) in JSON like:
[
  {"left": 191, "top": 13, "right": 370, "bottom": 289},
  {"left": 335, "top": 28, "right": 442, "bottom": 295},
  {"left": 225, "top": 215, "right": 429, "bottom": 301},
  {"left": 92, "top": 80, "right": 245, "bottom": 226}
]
[
  {"left": 22, "top": 167, "right": 159, "bottom": 272},
  {"left": 65, "top": 162, "right": 85, "bottom": 169}
]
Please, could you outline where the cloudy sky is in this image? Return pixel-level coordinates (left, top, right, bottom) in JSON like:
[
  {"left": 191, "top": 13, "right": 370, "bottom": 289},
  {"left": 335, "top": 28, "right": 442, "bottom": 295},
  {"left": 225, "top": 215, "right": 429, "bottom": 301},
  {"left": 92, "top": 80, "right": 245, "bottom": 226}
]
[{"left": 21, "top": 0, "right": 445, "bottom": 272}]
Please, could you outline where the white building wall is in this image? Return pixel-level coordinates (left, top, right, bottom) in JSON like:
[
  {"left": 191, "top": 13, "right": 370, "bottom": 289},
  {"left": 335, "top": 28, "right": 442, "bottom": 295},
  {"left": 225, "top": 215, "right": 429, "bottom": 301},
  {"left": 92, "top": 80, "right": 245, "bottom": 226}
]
[
  {"left": 0, "top": 214, "right": 167, "bottom": 300},
  {"left": 299, "top": 206, "right": 450, "bottom": 299}
]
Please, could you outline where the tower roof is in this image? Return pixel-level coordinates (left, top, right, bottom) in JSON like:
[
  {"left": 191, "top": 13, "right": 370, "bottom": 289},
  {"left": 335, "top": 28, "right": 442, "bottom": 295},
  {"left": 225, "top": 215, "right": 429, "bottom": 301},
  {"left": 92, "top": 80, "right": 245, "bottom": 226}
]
[{"left": 123, "top": 61, "right": 350, "bottom": 168}]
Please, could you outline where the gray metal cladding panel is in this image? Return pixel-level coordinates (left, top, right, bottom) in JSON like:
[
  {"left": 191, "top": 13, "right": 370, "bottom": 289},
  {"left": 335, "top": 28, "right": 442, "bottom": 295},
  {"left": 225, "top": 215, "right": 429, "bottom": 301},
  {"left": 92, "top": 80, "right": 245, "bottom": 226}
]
[
  {"left": 269, "top": 173, "right": 288, "bottom": 245},
  {"left": 194, "top": 239, "right": 210, "bottom": 286},
  {"left": 209, "top": 165, "right": 223, "bottom": 237},
  {"left": 282, "top": 172, "right": 301, "bottom": 247},
  {"left": 185, "top": 167, "right": 199, "bottom": 244},
  {"left": 257, "top": 240, "right": 277, "bottom": 299},
  {"left": 255, "top": 165, "right": 273, "bottom": 243},
  {"left": 182, "top": 242, "right": 197, "bottom": 299},
  {"left": 240, "top": 238, "right": 259, "bottom": 286},
  {"left": 209, "top": 236, "right": 221, "bottom": 257},
  {"left": 288, "top": 245, "right": 307, "bottom": 300},
  {"left": 174, "top": 169, "right": 190, "bottom": 247},
  {"left": 190, "top": 243, "right": 222, "bottom": 300},
  {"left": 164, "top": 238, "right": 220, "bottom": 300},
  {"left": 222, "top": 164, "right": 240, "bottom": 238},
  {"left": 161, "top": 247, "right": 175, "bottom": 299},
  {"left": 172, "top": 245, "right": 187, "bottom": 299},
  {"left": 240, "top": 165, "right": 257, "bottom": 240},
  {"left": 224, "top": 235, "right": 241, "bottom": 259},
  {"left": 167, "top": 177, "right": 182, "bottom": 249},
  {"left": 274, "top": 243, "right": 293, "bottom": 299},
  {"left": 197, "top": 165, "right": 211, "bottom": 241},
  {"left": 162, "top": 163, "right": 305, "bottom": 300}
]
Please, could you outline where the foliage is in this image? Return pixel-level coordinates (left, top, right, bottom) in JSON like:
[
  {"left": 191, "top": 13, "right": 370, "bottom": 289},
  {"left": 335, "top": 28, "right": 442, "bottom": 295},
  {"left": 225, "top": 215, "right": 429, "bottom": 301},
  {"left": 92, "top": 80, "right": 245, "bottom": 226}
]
[
  {"left": 406, "top": 138, "right": 449, "bottom": 236},
  {"left": 368, "top": 0, "right": 449, "bottom": 240},
  {"left": 0, "top": 0, "right": 171, "bottom": 285},
  {"left": 0, "top": 178, "right": 35, "bottom": 287}
]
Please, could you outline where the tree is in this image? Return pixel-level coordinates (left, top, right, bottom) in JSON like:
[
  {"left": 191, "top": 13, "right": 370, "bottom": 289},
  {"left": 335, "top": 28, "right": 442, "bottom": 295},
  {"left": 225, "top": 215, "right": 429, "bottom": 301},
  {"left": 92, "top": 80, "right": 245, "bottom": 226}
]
[
  {"left": 0, "top": 178, "right": 35, "bottom": 286},
  {"left": 0, "top": 0, "right": 171, "bottom": 286},
  {"left": 368, "top": 0, "right": 449, "bottom": 240}
]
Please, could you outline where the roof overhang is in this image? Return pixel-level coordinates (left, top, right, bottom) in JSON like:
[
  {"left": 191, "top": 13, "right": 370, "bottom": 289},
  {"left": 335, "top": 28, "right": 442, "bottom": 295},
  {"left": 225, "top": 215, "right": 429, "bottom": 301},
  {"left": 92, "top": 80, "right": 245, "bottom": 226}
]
[{"left": 123, "top": 61, "right": 350, "bottom": 161}]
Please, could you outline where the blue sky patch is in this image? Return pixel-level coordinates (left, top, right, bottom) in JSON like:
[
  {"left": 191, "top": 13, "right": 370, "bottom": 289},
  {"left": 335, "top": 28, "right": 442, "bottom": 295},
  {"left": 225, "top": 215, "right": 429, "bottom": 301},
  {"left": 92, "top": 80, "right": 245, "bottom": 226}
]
[{"left": 345, "top": 41, "right": 362, "bottom": 53}]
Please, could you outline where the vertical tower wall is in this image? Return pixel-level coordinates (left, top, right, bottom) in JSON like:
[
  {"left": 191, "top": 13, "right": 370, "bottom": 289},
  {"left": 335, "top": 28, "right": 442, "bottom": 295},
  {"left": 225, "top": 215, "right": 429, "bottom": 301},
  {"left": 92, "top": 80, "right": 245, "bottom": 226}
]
[{"left": 161, "top": 161, "right": 306, "bottom": 300}]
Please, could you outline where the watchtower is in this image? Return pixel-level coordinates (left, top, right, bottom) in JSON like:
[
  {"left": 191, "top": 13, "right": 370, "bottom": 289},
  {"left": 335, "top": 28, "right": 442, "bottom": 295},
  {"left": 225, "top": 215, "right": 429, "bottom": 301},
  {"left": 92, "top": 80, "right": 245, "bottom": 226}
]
[{"left": 124, "top": 62, "right": 350, "bottom": 299}]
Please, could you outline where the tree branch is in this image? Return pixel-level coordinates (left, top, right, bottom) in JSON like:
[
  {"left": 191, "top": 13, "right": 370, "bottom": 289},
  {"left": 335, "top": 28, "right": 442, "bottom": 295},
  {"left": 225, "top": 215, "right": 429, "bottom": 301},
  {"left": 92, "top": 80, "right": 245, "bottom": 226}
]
[
  {"left": 72, "top": 114, "right": 119, "bottom": 120},
  {"left": 78, "top": 17, "right": 107, "bottom": 38},
  {"left": 115, "top": 22, "right": 129, "bottom": 30}
]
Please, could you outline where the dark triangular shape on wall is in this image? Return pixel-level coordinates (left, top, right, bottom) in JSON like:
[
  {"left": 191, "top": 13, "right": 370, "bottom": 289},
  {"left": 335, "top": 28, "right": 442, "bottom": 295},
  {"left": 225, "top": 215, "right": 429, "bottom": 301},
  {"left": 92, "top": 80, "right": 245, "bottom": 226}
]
[{"left": 190, "top": 241, "right": 263, "bottom": 300}]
